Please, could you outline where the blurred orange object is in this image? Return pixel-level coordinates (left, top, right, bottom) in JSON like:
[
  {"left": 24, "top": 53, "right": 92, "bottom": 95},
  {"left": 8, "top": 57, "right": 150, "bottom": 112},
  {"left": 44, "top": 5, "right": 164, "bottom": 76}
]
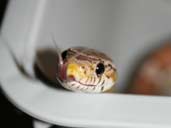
[{"left": 128, "top": 43, "right": 171, "bottom": 96}]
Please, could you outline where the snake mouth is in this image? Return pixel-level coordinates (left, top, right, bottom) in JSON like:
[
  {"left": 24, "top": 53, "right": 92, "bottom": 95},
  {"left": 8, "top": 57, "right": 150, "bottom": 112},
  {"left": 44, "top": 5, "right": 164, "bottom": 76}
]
[
  {"left": 77, "top": 81, "right": 97, "bottom": 86},
  {"left": 68, "top": 75, "right": 96, "bottom": 87},
  {"left": 66, "top": 63, "right": 97, "bottom": 86}
]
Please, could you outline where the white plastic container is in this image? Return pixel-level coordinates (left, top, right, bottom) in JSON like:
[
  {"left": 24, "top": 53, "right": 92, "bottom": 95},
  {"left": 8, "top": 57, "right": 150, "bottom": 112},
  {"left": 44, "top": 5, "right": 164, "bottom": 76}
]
[{"left": 1, "top": 0, "right": 171, "bottom": 127}]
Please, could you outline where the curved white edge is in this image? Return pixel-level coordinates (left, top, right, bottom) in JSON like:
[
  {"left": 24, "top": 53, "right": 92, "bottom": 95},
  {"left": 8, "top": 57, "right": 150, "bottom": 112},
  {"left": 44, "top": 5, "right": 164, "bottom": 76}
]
[{"left": 1, "top": 38, "right": 171, "bottom": 128}]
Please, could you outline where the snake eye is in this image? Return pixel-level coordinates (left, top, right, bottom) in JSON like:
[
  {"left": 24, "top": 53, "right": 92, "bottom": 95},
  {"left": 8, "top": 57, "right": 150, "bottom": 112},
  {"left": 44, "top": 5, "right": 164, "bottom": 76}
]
[
  {"left": 96, "top": 63, "right": 105, "bottom": 76},
  {"left": 61, "top": 50, "right": 68, "bottom": 60}
]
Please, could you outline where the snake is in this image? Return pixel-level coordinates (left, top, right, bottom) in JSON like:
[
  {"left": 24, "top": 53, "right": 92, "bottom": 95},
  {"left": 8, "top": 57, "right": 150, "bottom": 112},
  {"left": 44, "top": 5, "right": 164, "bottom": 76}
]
[{"left": 57, "top": 47, "right": 117, "bottom": 93}]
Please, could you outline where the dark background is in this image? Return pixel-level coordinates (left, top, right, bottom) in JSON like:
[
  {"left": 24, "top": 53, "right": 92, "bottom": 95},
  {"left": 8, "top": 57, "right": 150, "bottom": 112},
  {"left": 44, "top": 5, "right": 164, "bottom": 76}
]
[
  {"left": 0, "top": 1, "right": 68, "bottom": 128},
  {"left": 0, "top": 0, "right": 8, "bottom": 27}
]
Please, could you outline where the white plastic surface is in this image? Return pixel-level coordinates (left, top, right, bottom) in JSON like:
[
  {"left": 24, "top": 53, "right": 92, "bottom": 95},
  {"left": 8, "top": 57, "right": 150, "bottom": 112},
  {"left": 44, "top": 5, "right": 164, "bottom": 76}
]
[{"left": 1, "top": 0, "right": 171, "bottom": 127}]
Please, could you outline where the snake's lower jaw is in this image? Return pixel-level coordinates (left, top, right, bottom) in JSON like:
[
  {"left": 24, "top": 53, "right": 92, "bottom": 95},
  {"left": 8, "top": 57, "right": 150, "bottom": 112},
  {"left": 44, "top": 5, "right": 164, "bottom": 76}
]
[
  {"left": 61, "top": 80, "right": 116, "bottom": 93},
  {"left": 104, "top": 86, "right": 116, "bottom": 93}
]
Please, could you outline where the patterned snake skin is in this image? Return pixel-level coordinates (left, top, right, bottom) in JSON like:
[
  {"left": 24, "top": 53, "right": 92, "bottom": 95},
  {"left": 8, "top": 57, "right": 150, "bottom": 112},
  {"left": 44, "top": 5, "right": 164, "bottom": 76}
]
[{"left": 57, "top": 47, "right": 117, "bottom": 93}]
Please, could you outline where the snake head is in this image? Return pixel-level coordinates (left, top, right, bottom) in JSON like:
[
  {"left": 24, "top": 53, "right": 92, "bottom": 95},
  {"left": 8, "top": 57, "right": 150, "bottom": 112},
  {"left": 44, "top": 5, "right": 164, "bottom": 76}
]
[{"left": 57, "top": 47, "right": 117, "bottom": 93}]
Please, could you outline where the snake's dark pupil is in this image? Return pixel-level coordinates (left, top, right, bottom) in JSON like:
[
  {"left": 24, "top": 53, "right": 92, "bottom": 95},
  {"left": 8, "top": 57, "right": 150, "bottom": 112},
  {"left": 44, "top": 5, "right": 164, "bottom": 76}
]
[
  {"left": 96, "top": 63, "right": 105, "bottom": 76},
  {"left": 61, "top": 50, "right": 68, "bottom": 60}
]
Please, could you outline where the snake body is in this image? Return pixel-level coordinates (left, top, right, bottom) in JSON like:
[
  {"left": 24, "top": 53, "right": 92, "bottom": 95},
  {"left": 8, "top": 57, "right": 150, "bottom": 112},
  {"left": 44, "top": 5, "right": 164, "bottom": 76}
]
[{"left": 57, "top": 47, "right": 117, "bottom": 93}]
